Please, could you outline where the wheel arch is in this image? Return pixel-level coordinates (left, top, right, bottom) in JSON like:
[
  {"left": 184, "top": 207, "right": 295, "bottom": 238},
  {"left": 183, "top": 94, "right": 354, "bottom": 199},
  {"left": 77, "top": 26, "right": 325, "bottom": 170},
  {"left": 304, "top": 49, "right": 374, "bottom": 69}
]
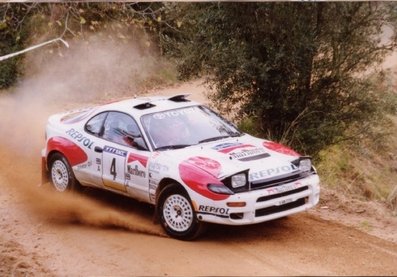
[
  {"left": 155, "top": 178, "right": 189, "bottom": 205},
  {"left": 46, "top": 150, "right": 64, "bottom": 169},
  {"left": 155, "top": 177, "right": 205, "bottom": 240},
  {"left": 154, "top": 178, "right": 193, "bottom": 219}
]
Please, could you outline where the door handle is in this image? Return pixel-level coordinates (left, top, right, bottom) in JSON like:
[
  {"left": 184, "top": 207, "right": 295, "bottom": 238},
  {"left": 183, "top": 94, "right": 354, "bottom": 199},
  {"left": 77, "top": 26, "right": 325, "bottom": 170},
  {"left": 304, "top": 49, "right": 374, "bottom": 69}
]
[{"left": 94, "top": 146, "right": 103, "bottom": 153}]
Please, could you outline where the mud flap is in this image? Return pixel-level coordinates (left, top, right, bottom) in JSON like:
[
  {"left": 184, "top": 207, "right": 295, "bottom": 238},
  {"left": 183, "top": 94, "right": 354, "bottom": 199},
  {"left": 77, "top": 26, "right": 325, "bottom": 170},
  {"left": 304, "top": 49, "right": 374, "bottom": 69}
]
[{"left": 41, "top": 156, "right": 49, "bottom": 186}]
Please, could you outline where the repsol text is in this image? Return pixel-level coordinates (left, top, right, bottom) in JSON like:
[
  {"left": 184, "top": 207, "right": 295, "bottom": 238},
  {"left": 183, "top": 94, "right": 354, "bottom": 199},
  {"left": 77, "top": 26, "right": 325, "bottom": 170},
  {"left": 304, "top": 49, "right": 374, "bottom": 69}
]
[{"left": 66, "top": 128, "right": 94, "bottom": 149}]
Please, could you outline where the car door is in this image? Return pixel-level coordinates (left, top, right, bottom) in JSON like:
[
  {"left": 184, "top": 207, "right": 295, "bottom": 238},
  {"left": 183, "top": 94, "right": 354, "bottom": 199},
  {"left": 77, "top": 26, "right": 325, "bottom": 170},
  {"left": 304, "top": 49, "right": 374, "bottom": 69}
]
[
  {"left": 102, "top": 143, "right": 129, "bottom": 192},
  {"left": 100, "top": 112, "right": 150, "bottom": 196}
]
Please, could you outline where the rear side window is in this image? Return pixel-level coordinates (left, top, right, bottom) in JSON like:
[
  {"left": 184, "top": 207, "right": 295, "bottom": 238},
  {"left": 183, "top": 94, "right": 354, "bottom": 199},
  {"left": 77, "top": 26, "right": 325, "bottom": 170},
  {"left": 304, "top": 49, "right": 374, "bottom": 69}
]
[{"left": 85, "top": 112, "right": 108, "bottom": 136}]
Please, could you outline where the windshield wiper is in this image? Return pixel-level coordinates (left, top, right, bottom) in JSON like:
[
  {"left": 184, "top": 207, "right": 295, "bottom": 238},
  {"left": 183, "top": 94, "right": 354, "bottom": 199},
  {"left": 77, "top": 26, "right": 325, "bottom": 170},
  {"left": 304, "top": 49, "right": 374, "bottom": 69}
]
[
  {"left": 155, "top": 144, "right": 192, "bottom": 151},
  {"left": 199, "top": 135, "right": 231, "bottom": 143},
  {"left": 230, "top": 132, "right": 242, "bottom": 137}
]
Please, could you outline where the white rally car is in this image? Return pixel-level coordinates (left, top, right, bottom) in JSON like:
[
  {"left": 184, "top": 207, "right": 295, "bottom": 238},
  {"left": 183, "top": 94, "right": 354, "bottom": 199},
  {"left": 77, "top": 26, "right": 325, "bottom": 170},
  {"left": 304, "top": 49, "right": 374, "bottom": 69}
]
[{"left": 42, "top": 94, "right": 320, "bottom": 240}]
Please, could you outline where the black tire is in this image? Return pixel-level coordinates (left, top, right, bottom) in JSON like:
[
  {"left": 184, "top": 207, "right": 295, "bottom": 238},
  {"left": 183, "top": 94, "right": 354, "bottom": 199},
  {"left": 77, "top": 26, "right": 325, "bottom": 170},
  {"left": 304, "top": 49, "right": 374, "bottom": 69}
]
[
  {"left": 49, "top": 153, "right": 79, "bottom": 192},
  {"left": 158, "top": 183, "right": 206, "bottom": 240}
]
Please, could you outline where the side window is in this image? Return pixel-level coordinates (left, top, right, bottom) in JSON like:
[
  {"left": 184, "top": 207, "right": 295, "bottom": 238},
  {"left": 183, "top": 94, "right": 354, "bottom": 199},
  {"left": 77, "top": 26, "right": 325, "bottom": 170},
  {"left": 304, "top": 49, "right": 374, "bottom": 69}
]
[
  {"left": 85, "top": 112, "right": 108, "bottom": 136},
  {"left": 102, "top": 112, "right": 146, "bottom": 149}
]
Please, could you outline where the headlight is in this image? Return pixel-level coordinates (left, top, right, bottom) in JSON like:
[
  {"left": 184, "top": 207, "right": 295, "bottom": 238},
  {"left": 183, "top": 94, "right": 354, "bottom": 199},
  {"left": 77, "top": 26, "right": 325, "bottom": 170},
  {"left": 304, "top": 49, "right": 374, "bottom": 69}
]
[
  {"left": 299, "top": 158, "right": 312, "bottom": 172},
  {"left": 231, "top": 173, "right": 247, "bottom": 188},
  {"left": 208, "top": 184, "right": 234, "bottom": 195}
]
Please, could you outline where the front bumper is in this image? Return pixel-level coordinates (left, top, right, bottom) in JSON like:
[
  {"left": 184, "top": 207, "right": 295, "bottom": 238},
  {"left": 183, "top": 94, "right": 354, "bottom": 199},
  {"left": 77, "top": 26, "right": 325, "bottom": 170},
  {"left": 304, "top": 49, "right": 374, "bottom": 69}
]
[{"left": 194, "top": 174, "right": 320, "bottom": 225}]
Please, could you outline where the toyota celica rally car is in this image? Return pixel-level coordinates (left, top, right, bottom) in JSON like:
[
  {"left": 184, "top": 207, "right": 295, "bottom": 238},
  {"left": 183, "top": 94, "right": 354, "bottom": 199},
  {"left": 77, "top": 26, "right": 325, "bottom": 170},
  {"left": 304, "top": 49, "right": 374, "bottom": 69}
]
[{"left": 42, "top": 94, "right": 320, "bottom": 240}]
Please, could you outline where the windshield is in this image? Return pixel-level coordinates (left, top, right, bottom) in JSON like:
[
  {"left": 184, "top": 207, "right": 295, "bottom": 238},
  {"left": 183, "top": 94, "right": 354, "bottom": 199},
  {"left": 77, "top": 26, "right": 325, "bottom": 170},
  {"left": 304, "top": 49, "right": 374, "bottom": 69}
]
[{"left": 141, "top": 106, "right": 242, "bottom": 150}]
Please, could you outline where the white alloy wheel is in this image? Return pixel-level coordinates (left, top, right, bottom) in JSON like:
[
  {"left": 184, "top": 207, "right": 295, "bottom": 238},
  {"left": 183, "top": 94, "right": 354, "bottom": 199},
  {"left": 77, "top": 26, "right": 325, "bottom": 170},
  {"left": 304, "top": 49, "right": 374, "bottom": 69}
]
[
  {"left": 163, "top": 194, "right": 194, "bottom": 232},
  {"left": 51, "top": 160, "right": 70, "bottom": 192}
]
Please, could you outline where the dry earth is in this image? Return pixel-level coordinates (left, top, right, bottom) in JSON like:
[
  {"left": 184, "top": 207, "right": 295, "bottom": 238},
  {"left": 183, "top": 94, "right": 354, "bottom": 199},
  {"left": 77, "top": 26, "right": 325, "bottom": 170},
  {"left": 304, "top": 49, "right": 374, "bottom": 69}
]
[{"left": 0, "top": 79, "right": 397, "bottom": 276}]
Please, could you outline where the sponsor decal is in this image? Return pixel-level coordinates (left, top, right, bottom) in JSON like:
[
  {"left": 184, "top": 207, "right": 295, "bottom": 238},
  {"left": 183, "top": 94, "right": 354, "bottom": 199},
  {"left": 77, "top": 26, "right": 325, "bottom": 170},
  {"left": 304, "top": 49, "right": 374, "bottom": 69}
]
[
  {"left": 152, "top": 107, "right": 195, "bottom": 120},
  {"left": 148, "top": 162, "right": 169, "bottom": 174},
  {"left": 198, "top": 205, "right": 230, "bottom": 217},
  {"left": 185, "top": 156, "right": 222, "bottom": 177},
  {"left": 213, "top": 142, "right": 254, "bottom": 154},
  {"left": 263, "top": 141, "right": 299, "bottom": 156},
  {"left": 128, "top": 153, "right": 148, "bottom": 168},
  {"left": 230, "top": 147, "right": 270, "bottom": 161},
  {"left": 266, "top": 182, "right": 302, "bottom": 195},
  {"left": 127, "top": 164, "right": 146, "bottom": 178},
  {"left": 95, "top": 158, "right": 102, "bottom": 172},
  {"left": 103, "top": 146, "right": 127, "bottom": 157},
  {"left": 77, "top": 161, "right": 92, "bottom": 169},
  {"left": 149, "top": 179, "right": 158, "bottom": 191},
  {"left": 149, "top": 179, "right": 159, "bottom": 203},
  {"left": 249, "top": 164, "right": 298, "bottom": 181},
  {"left": 151, "top": 151, "right": 161, "bottom": 159},
  {"left": 66, "top": 128, "right": 94, "bottom": 149},
  {"left": 212, "top": 142, "right": 242, "bottom": 151}
]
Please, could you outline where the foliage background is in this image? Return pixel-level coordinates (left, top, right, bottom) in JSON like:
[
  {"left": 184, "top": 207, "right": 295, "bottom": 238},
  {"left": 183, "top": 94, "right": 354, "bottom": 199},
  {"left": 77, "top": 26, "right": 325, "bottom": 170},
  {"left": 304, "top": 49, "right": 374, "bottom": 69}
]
[
  {"left": 159, "top": 2, "right": 397, "bottom": 155},
  {"left": 1, "top": 2, "right": 396, "bottom": 206}
]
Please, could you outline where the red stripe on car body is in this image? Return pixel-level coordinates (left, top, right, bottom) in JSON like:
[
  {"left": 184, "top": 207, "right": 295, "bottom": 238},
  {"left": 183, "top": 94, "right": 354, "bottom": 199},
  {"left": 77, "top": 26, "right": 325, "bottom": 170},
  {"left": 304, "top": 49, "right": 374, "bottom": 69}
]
[
  {"left": 185, "top": 156, "right": 222, "bottom": 177},
  {"left": 47, "top": 137, "right": 88, "bottom": 166},
  {"left": 263, "top": 141, "right": 300, "bottom": 156},
  {"left": 179, "top": 161, "right": 229, "bottom": 201}
]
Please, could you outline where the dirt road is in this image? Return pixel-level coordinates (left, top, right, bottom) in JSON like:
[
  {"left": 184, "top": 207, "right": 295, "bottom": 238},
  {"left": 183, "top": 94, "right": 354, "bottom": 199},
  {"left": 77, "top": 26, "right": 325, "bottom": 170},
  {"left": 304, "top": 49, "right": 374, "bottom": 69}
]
[{"left": 1, "top": 80, "right": 397, "bottom": 276}]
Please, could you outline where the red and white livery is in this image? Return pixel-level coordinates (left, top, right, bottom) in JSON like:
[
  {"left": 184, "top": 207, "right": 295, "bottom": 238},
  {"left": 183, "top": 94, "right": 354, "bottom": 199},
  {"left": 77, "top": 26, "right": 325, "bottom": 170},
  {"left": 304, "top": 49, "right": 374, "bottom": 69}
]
[{"left": 42, "top": 95, "right": 320, "bottom": 240}]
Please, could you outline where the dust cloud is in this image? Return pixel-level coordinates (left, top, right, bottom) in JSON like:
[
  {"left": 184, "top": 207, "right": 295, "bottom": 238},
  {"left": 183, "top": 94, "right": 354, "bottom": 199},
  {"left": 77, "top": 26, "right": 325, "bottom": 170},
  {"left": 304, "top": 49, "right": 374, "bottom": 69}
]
[{"left": 0, "top": 30, "right": 167, "bottom": 237}]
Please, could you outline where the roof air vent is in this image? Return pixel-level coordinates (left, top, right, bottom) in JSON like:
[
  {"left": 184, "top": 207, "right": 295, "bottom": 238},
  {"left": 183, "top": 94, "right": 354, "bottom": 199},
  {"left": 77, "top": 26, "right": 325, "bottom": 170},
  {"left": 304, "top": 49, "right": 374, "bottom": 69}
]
[
  {"left": 133, "top": 102, "right": 156, "bottom": 110},
  {"left": 168, "top": 94, "right": 190, "bottom": 102}
]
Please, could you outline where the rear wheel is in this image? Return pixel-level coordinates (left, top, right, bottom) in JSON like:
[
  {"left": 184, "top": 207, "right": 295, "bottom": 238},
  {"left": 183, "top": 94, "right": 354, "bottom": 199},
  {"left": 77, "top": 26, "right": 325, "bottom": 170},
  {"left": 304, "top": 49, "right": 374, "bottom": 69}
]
[
  {"left": 49, "top": 153, "right": 78, "bottom": 192},
  {"left": 158, "top": 184, "right": 206, "bottom": 240}
]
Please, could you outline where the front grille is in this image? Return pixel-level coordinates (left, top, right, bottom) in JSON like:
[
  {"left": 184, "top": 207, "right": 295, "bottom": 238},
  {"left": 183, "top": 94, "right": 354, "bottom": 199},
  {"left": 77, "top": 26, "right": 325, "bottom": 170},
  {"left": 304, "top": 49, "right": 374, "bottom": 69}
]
[
  {"left": 255, "top": 197, "right": 306, "bottom": 217},
  {"left": 223, "top": 170, "right": 315, "bottom": 193},
  {"left": 257, "top": 186, "right": 309, "bottom": 202},
  {"left": 250, "top": 172, "right": 304, "bottom": 190}
]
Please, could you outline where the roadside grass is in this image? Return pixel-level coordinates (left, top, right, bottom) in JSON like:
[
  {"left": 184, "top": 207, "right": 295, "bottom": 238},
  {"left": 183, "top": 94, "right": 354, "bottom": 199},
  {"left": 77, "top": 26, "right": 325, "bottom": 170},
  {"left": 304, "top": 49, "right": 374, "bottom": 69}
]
[
  {"left": 316, "top": 116, "right": 397, "bottom": 211},
  {"left": 359, "top": 220, "right": 374, "bottom": 232}
]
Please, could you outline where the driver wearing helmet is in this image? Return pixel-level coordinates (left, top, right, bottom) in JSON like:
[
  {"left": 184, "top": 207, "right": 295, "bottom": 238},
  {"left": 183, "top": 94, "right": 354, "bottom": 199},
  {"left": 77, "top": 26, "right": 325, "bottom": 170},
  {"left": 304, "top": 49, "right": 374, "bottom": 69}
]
[{"left": 150, "top": 115, "right": 191, "bottom": 148}]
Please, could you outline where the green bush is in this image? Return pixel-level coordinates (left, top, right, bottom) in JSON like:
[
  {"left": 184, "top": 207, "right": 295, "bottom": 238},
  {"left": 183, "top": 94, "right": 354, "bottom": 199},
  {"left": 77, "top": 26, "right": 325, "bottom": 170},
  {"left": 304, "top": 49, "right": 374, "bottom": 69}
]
[{"left": 159, "top": 2, "right": 397, "bottom": 156}]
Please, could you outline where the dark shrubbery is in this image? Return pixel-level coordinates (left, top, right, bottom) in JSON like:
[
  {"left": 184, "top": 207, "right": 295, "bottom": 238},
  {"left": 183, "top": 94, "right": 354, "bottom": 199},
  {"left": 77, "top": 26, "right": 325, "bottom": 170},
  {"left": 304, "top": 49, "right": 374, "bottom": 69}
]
[{"left": 159, "top": 2, "right": 397, "bottom": 156}]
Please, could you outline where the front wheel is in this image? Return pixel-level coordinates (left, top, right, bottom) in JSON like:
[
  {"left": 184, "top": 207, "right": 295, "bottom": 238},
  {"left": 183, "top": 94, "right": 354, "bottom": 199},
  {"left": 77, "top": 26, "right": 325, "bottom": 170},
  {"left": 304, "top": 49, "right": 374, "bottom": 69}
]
[
  {"left": 49, "top": 153, "right": 79, "bottom": 192},
  {"left": 158, "top": 184, "right": 206, "bottom": 240}
]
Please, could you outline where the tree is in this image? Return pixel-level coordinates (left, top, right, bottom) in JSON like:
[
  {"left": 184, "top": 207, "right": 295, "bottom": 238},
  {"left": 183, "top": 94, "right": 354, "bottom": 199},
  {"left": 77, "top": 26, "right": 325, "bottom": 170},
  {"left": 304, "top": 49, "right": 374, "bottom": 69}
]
[
  {"left": 0, "top": 2, "right": 165, "bottom": 89},
  {"left": 160, "top": 2, "right": 397, "bottom": 155},
  {"left": 0, "top": 4, "right": 32, "bottom": 88}
]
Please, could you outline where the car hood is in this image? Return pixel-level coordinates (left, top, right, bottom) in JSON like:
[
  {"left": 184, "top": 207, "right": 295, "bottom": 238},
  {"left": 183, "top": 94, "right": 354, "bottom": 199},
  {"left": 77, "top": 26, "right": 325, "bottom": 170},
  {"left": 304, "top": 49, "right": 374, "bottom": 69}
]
[{"left": 162, "top": 134, "right": 302, "bottom": 182}]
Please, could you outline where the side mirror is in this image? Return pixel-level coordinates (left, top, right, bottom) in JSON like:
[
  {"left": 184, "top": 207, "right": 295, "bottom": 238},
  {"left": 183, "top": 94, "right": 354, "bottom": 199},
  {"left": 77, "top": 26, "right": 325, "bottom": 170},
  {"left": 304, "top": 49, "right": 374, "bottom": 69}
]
[
  {"left": 124, "top": 134, "right": 148, "bottom": 151},
  {"left": 133, "top": 137, "right": 149, "bottom": 151},
  {"left": 121, "top": 129, "right": 149, "bottom": 151}
]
